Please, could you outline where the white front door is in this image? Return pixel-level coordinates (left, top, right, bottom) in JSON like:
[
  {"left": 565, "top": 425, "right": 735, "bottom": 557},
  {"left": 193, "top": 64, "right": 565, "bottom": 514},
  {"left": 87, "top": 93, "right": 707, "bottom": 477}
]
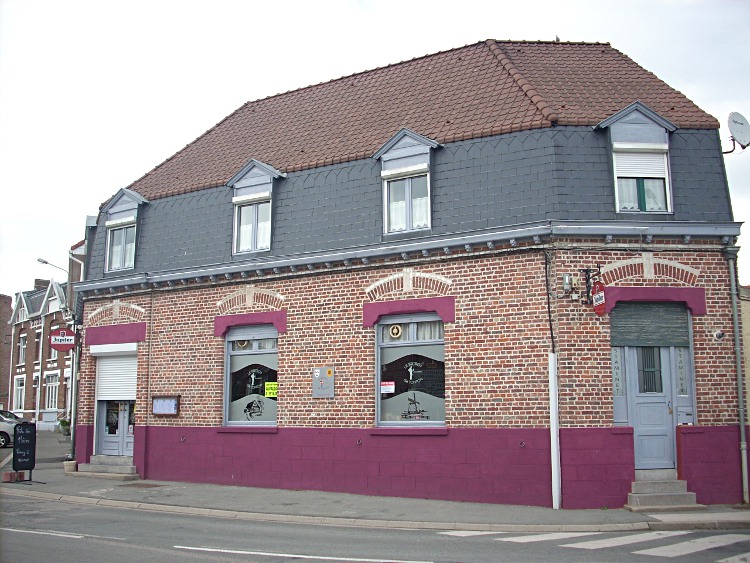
[
  {"left": 97, "top": 400, "right": 134, "bottom": 456},
  {"left": 626, "top": 346, "right": 675, "bottom": 469}
]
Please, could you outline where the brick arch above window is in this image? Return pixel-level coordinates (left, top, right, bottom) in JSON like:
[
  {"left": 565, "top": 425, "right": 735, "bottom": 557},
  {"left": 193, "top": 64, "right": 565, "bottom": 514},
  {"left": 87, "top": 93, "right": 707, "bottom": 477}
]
[
  {"left": 365, "top": 268, "right": 453, "bottom": 302},
  {"left": 363, "top": 296, "right": 455, "bottom": 327},
  {"left": 216, "top": 285, "right": 285, "bottom": 315},
  {"left": 87, "top": 300, "right": 146, "bottom": 326},
  {"left": 600, "top": 254, "right": 700, "bottom": 286}
]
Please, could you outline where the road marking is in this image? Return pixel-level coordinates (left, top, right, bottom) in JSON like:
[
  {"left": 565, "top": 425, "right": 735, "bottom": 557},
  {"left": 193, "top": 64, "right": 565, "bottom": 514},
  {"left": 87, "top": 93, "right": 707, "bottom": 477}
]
[
  {"left": 175, "top": 546, "right": 433, "bottom": 562},
  {"left": 0, "top": 526, "right": 83, "bottom": 539},
  {"left": 439, "top": 531, "right": 503, "bottom": 537},
  {"left": 0, "top": 452, "right": 11, "bottom": 469},
  {"left": 634, "top": 534, "right": 750, "bottom": 558},
  {"left": 717, "top": 552, "right": 750, "bottom": 562},
  {"left": 496, "top": 532, "right": 601, "bottom": 543},
  {"left": 563, "top": 531, "right": 691, "bottom": 549}
]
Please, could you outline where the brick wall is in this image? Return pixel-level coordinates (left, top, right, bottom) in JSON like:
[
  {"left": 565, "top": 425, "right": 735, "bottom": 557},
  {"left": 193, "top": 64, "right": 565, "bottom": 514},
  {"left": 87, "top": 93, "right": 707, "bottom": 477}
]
[{"left": 78, "top": 243, "right": 740, "bottom": 430}]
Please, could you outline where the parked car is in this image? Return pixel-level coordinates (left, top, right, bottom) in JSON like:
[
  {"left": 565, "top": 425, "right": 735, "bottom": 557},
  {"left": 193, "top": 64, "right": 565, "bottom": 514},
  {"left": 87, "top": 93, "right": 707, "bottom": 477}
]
[
  {"left": 0, "top": 417, "right": 18, "bottom": 448},
  {"left": 0, "top": 410, "right": 25, "bottom": 423}
]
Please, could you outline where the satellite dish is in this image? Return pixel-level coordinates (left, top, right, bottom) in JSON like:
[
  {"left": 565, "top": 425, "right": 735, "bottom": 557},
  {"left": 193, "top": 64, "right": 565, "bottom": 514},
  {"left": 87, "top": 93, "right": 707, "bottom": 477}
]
[{"left": 728, "top": 112, "right": 750, "bottom": 149}]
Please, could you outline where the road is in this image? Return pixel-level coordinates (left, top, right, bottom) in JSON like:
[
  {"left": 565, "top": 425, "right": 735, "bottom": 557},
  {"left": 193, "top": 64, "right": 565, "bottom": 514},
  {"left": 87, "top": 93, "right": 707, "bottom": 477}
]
[{"left": 2, "top": 495, "right": 750, "bottom": 562}]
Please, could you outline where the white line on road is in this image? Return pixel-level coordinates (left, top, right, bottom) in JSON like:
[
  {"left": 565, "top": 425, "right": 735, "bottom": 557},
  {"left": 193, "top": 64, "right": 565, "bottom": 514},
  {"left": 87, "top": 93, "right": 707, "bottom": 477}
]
[
  {"left": 439, "top": 530, "right": 503, "bottom": 537},
  {"left": 496, "top": 531, "right": 602, "bottom": 543},
  {"left": 562, "top": 531, "right": 691, "bottom": 549},
  {"left": 0, "top": 526, "right": 83, "bottom": 539},
  {"left": 717, "top": 552, "right": 750, "bottom": 562},
  {"left": 634, "top": 534, "right": 750, "bottom": 558},
  {"left": 174, "top": 545, "right": 433, "bottom": 562}
]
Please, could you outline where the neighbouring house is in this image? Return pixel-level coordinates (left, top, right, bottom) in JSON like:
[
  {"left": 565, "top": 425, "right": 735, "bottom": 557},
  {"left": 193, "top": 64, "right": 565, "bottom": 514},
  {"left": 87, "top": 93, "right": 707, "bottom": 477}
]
[
  {"left": 8, "top": 279, "right": 75, "bottom": 430},
  {"left": 73, "top": 39, "right": 744, "bottom": 509},
  {"left": 0, "top": 294, "right": 11, "bottom": 410}
]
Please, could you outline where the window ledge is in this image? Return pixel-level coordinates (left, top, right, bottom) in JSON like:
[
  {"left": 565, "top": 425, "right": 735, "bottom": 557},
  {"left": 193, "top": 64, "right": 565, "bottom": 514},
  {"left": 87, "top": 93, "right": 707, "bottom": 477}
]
[
  {"left": 217, "top": 426, "right": 278, "bottom": 434},
  {"left": 381, "top": 229, "right": 431, "bottom": 243},
  {"left": 370, "top": 427, "right": 448, "bottom": 436}
]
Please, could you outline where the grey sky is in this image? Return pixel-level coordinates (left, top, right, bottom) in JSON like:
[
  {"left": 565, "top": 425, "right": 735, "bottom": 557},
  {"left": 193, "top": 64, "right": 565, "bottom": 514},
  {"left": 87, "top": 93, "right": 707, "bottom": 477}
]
[{"left": 1, "top": 0, "right": 748, "bottom": 298}]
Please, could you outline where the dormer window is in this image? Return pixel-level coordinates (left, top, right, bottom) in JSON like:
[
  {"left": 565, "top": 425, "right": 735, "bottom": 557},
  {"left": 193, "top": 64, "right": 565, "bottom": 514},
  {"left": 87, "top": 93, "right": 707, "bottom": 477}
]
[
  {"left": 374, "top": 129, "right": 439, "bottom": 235},
  {"left": 228, "top": 160, "right": 285, "bottom": 255},
  {"left": 613, "top": 145, "right": 669, "bottom": 212},
  {"left": 597, "top": 102, "right": 676, "bottom": 214},
  {"left": 102, "top": 188, "right": 146, "bottom": 273},
  {"left": 106, "top": 217, "right": 136, "bottom": 271}
]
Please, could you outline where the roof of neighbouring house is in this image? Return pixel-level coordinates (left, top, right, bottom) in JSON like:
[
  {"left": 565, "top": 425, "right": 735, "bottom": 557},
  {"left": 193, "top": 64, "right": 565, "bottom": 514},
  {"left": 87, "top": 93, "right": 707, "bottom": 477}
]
[{"left": 125, "top": 39, "right": 719, "bottom": 202}]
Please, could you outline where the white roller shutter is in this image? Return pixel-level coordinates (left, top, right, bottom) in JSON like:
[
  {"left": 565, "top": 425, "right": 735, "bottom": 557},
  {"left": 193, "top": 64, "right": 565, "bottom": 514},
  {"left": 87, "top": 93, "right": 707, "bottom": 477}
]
[
  {"left": 96, "top": 355, "right": 137, "bottom": 400},
  {"left": 614, "top": 152, "right": 666, "bottom": 178}
]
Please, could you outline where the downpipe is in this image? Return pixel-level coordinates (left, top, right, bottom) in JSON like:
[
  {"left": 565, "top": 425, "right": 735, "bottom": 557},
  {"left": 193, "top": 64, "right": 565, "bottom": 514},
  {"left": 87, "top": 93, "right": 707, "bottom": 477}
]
[
  {"left": 549, "top": 352, "right": 561, "bottom": 509},
  {"left": 724, "top": 246, "right": 749, "bottom": 504}
]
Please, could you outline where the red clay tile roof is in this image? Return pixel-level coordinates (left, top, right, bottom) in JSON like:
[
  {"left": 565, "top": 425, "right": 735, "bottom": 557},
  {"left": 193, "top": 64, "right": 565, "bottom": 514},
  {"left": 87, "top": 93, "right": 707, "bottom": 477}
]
[{"left": 127, "top": 39, "right": 718, "bottom": 201}]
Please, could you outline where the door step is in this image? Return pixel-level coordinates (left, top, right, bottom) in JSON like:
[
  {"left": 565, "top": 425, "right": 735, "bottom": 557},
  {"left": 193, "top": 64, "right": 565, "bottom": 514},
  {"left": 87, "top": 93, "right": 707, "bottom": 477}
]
[
  {"left": 74, "top": 455, "right": 139, "bottom": 481},
  {"left": 624, "top": 470, "right": 705, "bottom": 512}
]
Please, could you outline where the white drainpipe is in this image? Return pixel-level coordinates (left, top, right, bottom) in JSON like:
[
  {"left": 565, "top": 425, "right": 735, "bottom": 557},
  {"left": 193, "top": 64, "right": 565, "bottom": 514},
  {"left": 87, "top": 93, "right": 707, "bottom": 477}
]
[{"left": 549, "top": 352, "right": 561, "bottom": 509}]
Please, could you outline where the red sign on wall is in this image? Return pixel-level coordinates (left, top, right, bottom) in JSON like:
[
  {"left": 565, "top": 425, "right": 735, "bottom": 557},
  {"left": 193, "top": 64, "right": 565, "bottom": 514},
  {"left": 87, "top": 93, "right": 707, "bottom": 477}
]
[
  {"left": 50, "top": 328, "right": 76, "bottom": 352},
  {"left": 592, "top": 281, "right": 606, "bottom": 316}
]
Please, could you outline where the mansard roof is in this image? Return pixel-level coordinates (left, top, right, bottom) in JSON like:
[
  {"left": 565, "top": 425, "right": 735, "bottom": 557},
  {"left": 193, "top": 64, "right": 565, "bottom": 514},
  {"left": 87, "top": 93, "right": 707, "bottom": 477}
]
[{"left": 126, "top": 39, "right": 718, "bottom": 202}]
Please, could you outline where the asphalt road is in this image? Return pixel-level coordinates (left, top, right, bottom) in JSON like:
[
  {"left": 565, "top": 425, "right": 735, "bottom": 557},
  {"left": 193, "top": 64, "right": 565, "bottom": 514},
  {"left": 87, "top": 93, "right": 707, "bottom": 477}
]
[{"left": 3, "top": 495, "right": 750, "bottom": 562}]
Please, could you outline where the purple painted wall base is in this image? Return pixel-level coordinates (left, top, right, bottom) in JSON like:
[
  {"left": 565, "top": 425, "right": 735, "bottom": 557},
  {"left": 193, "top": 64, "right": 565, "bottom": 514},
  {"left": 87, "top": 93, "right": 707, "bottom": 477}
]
[
  {"left": 78, "top": 425, "right": 635, "bottom": 508},
  {"left": 677, "top": 425, "right": 744, "bottom": 505},
  {"left": 74, "top": 425, "right": 94, "bottom": 463},
  {"left": 560, "top": 427, "right": 635, "bottom": 509}
]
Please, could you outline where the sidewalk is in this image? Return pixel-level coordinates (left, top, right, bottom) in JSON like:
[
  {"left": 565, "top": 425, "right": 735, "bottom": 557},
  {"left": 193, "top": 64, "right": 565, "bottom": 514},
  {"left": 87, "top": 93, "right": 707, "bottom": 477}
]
[{"left": 1, "top": 430, "right": 749, "bottom": 532}]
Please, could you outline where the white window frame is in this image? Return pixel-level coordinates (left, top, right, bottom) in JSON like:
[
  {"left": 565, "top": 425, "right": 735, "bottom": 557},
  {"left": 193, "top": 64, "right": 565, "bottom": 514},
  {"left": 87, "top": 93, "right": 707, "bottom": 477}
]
[
  {"left": 376, "top": 312, "right": 445, "bottom": 427},
  {"left": 35, "top": 331, "right": 42, "bottom": 364},
  {"left": 13, "top": 376, "right": 25, "bottom": 411},
  {"left": 45, "top": 372, "right": 60, "bottom": 410},
  {"left": 382, "top": 164, "right": 431, "bottom": 234},
  {"left": 17, "top": 335, "right": 26, "bottom": 365},
  {"left": 613, "top": 143, "right": 672, "bottom": 213},
  {"left": 105, "top": 216, "right": 136, "bottom": 272},
  {"left": 233, "top": 193, "right": 272, "bottom": 254}
]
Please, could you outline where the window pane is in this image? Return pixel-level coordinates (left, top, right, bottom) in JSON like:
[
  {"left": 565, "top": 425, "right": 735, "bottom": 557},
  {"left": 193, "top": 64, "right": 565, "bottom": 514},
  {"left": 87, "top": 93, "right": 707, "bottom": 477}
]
[
  {"left": 237, "top": 205, "right": 254, "bottom": 252},
  {"left": 256, "top": 202, "right": 271, "bottom": 250},
  {"left": 388, "top": 179, "right": 407, "bottom": 232},
  {"left": 379, "top": 353, "right": 445, "bottom": 422},
  {"left": 410, "top": 175, "right": 429, "bottom": 229},
  {"left": 382, "top": 323, "right": 406, "bottom": 343},
  {"left": 228, "top": 359, "right": 278, "bottom": 423},
  {"left": 617, "top": 178, "right": 639, "bottom": 211},
  {"left": 416, "top": 320, "right": 443, "bottom": 341},
  {"left": 123, "top": 226, "right": 135, "bottom": 268},
  {"left": 643, "top": 179, "right": 667, "bottom": 211},
  {"left": 637, "top": 347, "right": 663, "bottom": 393},
  {"left": 109, "top": 228, "right": 124, "bottom": 269}
]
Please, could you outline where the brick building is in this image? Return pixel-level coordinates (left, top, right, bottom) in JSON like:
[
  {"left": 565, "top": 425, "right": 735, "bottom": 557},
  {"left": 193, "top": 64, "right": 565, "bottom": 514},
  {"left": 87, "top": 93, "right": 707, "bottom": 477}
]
[
  {"left": 0, "top": 294, "right": 11, "bottom": 410},
  {"left": 73, "top": 40, "right": 744, "bottom": 508},
  {"left": 8, "top": 279, "right": 75, "bottom": 429}
]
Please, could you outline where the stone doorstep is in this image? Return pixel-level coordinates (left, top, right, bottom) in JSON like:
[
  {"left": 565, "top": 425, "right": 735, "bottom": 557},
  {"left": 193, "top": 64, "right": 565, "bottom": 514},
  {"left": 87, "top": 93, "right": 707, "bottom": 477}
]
[
  {"left": 78, "top": 463, "right": 137, "bottom": 475},
  {"left": 66, "top": 471, "right": 140, "bottom": 481},
  {"left": 88, "top": 455, "right": 134, "bottom": 466},
  {"left": 625, "top": 503, "right": 708, "bottom": 513}
]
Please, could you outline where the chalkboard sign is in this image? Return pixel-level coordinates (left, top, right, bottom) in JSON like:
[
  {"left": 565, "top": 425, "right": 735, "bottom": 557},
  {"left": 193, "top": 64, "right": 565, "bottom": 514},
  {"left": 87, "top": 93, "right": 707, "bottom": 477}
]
[{"left": 13, "top": 422, "right": 36, "bottom": 472}]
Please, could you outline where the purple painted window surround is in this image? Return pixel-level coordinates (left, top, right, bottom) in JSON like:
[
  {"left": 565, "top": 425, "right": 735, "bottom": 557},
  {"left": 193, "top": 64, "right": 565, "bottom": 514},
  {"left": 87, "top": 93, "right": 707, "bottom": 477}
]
[
  {"left": 362, "top": 296, "right": 456, "bottom": 327},
  {"left": 214, "top": 310, "right": 287, "bottom": 337},
  {"left": 85, "top": 322, "right": 146, "bottom": 345},
  {"left": 604, "top": 286, "right": 706, "bottom": 315}
]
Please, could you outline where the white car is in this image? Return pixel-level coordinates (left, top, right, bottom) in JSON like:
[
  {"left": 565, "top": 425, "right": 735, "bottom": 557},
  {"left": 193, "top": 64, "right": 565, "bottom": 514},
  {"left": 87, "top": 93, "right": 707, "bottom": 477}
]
[{"left": 0, "top": 411, "right": 24, "bottom": 448}]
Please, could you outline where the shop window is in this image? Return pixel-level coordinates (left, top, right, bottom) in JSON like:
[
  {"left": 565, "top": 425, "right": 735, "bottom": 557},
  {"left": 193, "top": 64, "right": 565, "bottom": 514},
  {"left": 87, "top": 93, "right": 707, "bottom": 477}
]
[
  {"left": 225, "top": 324, "right": 278, "bottom": 425},
  {"left": 377, "top": 313, "right": 445, "bottom": 425}
]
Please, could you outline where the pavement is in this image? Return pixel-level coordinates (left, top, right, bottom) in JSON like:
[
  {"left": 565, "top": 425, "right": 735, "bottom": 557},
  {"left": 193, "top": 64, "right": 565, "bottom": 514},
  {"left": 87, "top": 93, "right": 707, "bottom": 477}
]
[{"left": 1, "top": 430, "right": 749, "bottom": 532}]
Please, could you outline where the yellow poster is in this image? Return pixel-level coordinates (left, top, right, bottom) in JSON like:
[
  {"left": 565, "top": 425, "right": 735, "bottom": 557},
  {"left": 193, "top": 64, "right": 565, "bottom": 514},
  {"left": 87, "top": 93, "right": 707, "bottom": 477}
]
[{"left": 265, "top": 382, "right": 278, "bottom": 398}]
